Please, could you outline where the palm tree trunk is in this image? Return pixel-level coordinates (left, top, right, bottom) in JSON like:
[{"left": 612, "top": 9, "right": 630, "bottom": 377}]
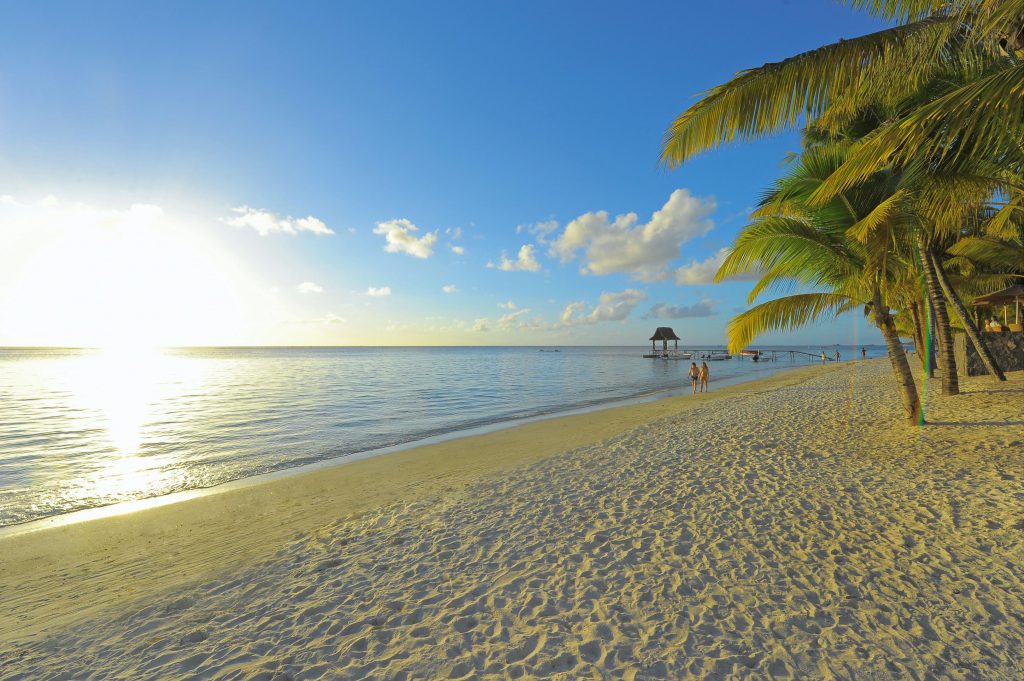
[
  {"left": 873, "top": 291, "right": 923, "bottom": 425},
  {"left": 926, "top": 299, "right": 937, "bottom": 378},
  {"left": 927, "top": 250, "right": 1007, "bottom": 382},
  {"left": 909, "top": 301, "right": 927, "bottom": 371},
  {"left": 918, "top": 235, "right": 959, "bottom": 395}
]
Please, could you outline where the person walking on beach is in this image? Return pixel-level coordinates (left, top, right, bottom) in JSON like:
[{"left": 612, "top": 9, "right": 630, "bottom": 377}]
[
  {"left": 688, "top": 362, "right": 699, "bottom": 394},
  {"left": 820, "top": 350, "right": 827, "bottom": 364},
  {"left": 835, "top": 349, "right": 840, "bottom": 362},
  {"left": 699, "top": 361, "right": 709, "bottom": 393},
  {"left": 861, "top": 346, "right": 866, "bottom": 360}
]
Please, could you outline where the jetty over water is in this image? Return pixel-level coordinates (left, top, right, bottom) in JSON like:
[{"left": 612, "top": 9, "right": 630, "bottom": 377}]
[{"left": 739, "top": 349, "right": 838, "bottom": 362}]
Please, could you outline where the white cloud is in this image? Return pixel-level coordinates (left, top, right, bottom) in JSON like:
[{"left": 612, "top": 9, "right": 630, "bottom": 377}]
[
  {"left": 498, "top": 300, "right": 517, "bottom": 309},
  {"left": 560, "top": 301, "right": 586, "bottom": 325},
  {"left": 297, "top": 281, "right": 323, "bottom": 294},
  {"left": 223, "top": 206, "right": 333, "bottom": 236},
  {"left": 549, "top": 189, "right": 715, "bottom": 281},
  {"left": 673, "top": 248, "right": 761, "bottom": 285},
  {"left": 366, "top": 286, "right": 392, "bottom": 297},
  {"left": 590, "top": 288, "right": 648, "bottom": 322},
  {"left": 442, "top": 284, "right": 458, "bottom": 294},
  {"left": 445, "top": 227, "right": 463, "bottom": 239},
  {"left": 516, "top": 219, "right": 560, "bottom": 243},
  {"left": 643, "top": 301, "right": 717, "bottom": 319},
  {"left": 450, "top": 245, "right": 465, "bottom": 255},
  {"left": 490, "top": 244, "right": 541, "bottom": 272},
  {"left": 559, "top": 289, "right": 648, "bottom": 326},
  {"left": 472, "top": 318, "right": 489, "bottom": 332},
  {"left": 497, "top": 308, "right": 531, "bottom": 329},
  {"left": 373, "top": 219, "right": 438, "bottom": 259}
]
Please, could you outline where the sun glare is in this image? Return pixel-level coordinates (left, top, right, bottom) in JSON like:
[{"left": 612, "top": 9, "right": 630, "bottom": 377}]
[{"left": 0, "top": 197, "right": 262, "bottom": 347}]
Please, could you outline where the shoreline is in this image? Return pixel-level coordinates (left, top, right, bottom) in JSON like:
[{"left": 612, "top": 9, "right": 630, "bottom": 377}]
[
  {"left": 0, "top": 356, "right": 802, "bottom": 538},
  {"left": 0, "top": 362, "right": 842, "bottom": 643},
  {"left": 4, "top": 360, "right": 1021, "bottom": 679}
]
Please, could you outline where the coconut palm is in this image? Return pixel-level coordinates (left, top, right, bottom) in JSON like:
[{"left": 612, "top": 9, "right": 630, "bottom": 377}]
[
  {"left": 661, "top": 0, "right": 1024, "bottom": 178},
  {"left": 716, "top": 141, "right": 924, "bottom": 424}
]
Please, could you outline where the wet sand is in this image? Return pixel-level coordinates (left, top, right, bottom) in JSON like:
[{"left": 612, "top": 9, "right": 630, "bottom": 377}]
[{"left": 1, "top": 360, "right": 1022, "bottom": 679}]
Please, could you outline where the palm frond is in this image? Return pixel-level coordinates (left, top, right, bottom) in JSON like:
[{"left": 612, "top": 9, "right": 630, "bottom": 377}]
[
  {"left": 847, "top": 189, "right": 909, "bottom": 242},
  {"left": 725, "top": 294, "right": 860, "bottom": 353},
  {"left": 812, "top": 62, "right": 1024, "bottom": 199},
  {"left": 660, "top": 18, "right": 955, "bottom": 166}
]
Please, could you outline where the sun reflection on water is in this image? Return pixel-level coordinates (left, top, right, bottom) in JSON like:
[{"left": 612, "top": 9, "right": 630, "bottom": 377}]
[{"left": 62, "top": 346, "right": 207, "bottom": 503}]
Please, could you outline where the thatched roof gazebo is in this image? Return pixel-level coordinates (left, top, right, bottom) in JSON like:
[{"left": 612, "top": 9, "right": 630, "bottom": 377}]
[
  {"left": 973, "top": 284, "right": 1024, "bottom": 327},
  {"left": 649, "top": 326, "right": 681, "bottom": 352}
]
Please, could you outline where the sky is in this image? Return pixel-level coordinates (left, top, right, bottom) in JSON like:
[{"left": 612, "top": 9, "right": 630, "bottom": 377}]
[{"left": 0, "top": 1, "right": 894, "bottom": 347}]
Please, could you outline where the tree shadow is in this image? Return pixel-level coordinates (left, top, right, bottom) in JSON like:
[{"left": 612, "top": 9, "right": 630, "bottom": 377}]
[
  {"left": 964, "top": 388, "right": 1024, "bottom": 395},
  {"left": 928, "top": 420, "right": 1024, "bottom": 427}
]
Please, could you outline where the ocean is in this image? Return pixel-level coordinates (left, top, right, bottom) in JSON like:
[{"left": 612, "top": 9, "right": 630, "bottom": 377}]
[{"left": 0, "top": 345, "right": 884, "bottom": 526}]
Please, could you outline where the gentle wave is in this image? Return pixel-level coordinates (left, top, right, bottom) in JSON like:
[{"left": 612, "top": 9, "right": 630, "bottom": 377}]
[{"left": 0, "top": 345, "right": 879, "bottom": 525}]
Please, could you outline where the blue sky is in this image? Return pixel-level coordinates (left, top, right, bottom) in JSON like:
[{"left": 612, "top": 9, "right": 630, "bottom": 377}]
[{"left": 0, "top": 1, "right": 892, "bottom": 346}]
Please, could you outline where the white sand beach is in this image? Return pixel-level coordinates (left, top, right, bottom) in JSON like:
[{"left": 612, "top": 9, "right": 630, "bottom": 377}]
[{"left": 2, "top": 360, "right": 1022, "bottom": 680}]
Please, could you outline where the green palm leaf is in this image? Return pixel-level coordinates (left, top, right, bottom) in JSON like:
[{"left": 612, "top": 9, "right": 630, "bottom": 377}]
[
  {"left": 660, "top": 18, "right": 954, "bottom": 166},
  {"left": 726, "top": 294, "right": 860, "bottom": 353}
]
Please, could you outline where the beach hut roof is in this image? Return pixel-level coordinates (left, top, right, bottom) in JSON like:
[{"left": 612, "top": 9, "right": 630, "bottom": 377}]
[
  {"left": 648, "top": 327, "right": 681, "bottom": 341},
  {"left": 972, "top": 284, "right": 1024, "bottom": 306}
]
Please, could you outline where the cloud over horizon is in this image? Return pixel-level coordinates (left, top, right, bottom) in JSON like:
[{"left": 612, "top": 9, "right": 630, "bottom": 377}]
[
  {"left": 643, "top": 300, "right": 716, "bottom": 319},
  {"left": 297, "top": 281, "right": 323, "bottom": 294},
  {"left": 373, "top": 219, "right": 438, "bottom": 259},
  {"left": 224, "top": 206, "right": 333, "bottom": 236},
  {"left": 674, "top": 248, "right": 761, "bottom": 285},
  {"left": 559, "top": 288, "right": 647, "bottom": 326},
  {"left": 549, "top": 189, "right": 715, "bottom": 282},
  {"left": 489, "top": 244, "right": 541, "bottom": 272},
  {"left": 366, "top": 286, "right": 392, "bottom": 297}
]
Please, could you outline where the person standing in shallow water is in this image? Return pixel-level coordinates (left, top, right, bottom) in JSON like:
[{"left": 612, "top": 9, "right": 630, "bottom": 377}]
[
  {"left": 688, "top": 362, "right": 699, "bottom": 394},
  {"left": 699, "top": 361, "right": 709, "bottom": 393}
]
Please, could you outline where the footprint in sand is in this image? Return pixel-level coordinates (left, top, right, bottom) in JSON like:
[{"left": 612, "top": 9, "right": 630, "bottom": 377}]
[
  {"left": 452, "top": 616, "right": 477, "bottom": 633},
  {"left": 578, "top": 639, "right": 603, "bottom": 664},
  {"left": 505, "top": 633, "right": 542, "bottom": 664},
  {"left": 179, "top": 629, "right": 207, "bottom": 645}
]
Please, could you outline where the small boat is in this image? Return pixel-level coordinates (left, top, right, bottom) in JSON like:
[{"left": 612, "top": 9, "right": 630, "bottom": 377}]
[
  {"left": 739, "top": 349, "right": 762, "bottom": 362},
  {"left": 539, "top": 349, "right": 560, "bottom": 352},
  {"left": 699, "top": 352, "right": 732, "bottom": 361}
]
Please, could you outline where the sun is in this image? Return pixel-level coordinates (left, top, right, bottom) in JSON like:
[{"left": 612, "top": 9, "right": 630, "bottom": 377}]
[{"left": 1, "top": 198, "right": 262, "bottom": 347}]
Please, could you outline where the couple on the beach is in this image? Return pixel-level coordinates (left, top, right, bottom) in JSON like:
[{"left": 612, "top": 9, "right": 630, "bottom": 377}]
[{"left": 688, "top": 361, "right": 708, "bottom": 394}]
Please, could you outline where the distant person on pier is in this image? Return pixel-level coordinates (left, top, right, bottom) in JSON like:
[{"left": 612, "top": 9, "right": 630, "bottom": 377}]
[
  {"left": 688, "top": 362, "right": 699, "bottom": 394},
  {"left": 699, "top": 361, "right": 709, "bottom": 393}
]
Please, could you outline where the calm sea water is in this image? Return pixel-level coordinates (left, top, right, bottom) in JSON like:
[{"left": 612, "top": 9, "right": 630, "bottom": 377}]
[{"left": 0, "top": 345, "right": 885, "bottom": 526}]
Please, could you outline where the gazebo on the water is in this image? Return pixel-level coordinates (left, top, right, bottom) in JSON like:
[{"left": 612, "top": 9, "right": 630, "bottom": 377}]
[{"left": 649, "top": 326, "right": 681, "bottom": 352}]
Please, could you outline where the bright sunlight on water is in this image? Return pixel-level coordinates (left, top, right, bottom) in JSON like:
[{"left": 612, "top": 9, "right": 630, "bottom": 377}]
[{"left": 0, "top": 345, "right": 883, "bottom": 526}]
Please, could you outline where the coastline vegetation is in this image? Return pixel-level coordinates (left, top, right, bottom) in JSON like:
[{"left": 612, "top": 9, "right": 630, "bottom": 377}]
[{"left": 663, "top": 0, "right": 1024, "bottom": 424}]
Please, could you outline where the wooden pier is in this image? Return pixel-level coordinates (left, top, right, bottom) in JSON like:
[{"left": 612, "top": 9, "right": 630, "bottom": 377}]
[{"left": 736, "top": 349, "right": 838, "bottom": 362}]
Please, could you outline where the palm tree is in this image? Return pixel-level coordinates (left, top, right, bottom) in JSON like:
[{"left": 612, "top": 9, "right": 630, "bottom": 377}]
[
  {"left": 661, "top": 4, "right": 1022, "bottom": 388},
  {"left": 716, "top": 141, "right": 924, "bottom": 424},
  {"left": 661, "top": 1, "right": 1024, "bottom": 179}
]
